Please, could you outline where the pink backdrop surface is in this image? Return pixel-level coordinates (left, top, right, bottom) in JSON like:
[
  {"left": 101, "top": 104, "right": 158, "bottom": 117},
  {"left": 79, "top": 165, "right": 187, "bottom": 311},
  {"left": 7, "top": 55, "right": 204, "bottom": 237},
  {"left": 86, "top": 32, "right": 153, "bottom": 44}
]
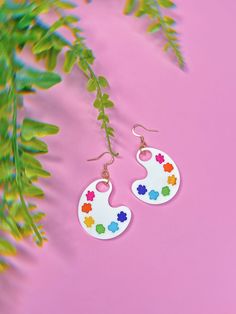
[{"left": 1, "top": 1, "right": 236, "bottom": 313}]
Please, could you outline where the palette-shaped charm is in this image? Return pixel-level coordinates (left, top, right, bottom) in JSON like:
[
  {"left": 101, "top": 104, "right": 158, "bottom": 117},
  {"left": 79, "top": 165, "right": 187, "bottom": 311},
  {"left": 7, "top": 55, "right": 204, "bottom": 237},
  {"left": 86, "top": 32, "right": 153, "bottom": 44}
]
[
  {"left": 78, "top": 179, "right": 131, "bottom": 239},
  {"left": 131, "top": 147, "right": 180, "bottom": 205}
]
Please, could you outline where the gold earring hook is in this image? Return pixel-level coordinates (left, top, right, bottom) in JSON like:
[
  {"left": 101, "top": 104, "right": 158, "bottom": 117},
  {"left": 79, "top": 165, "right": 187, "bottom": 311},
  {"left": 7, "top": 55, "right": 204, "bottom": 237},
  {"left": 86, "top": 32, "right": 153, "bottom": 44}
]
[
  {"left": 132, "top": 124, "right": 159, "bottom": 149},
  {"left": 87, "top": 151, "right": 114, "bottom": 182}
]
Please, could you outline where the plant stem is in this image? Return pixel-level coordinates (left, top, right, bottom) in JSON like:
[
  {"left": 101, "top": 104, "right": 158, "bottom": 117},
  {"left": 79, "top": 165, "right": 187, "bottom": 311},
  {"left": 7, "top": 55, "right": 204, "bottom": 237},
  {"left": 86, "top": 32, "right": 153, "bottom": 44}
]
[
  {"left": 53, "top": 9, "right": 118, "bottom": 156},
  {"left": 153, "top": 0, "right": 184, "bottom": 68}
]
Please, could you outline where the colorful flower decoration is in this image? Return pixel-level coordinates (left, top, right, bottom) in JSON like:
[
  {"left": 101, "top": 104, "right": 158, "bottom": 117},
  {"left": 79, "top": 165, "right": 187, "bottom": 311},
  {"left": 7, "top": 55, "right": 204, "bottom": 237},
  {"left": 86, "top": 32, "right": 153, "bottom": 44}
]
[
  {"left": 117, "top": 211, "right": 127, "bottom": 222},
  {"left": 155, "top": 153, "right": 165, "bottom": 164},
  {"left": 163, "top": 163, "right": 174, "bottom": 173},
  {"left": 168, "top": 175, "right": 177, "bottom": 186},
  {"left": 84, "top": 216, "right": 95, "bottom": 228},
  {"left": 86, "top": 190, "right": 95, "bottom": 201},
  {"left": 96, "top": 224, "right": 105, "bottom": 234},
  {"left": 108, "top": 221, "right": 119, "bottom": 233},
  {"left": 149, "top": 190, "right": 159, "bottom": 200},
  {"left": 81, "top": 203, "right": 92, "bottom": 213},
  {"left": 137, "top": 184, "right": 147, "bottom": 195},
  {"left": 162, "top": 186, "right": 170, "bottom": 196}
]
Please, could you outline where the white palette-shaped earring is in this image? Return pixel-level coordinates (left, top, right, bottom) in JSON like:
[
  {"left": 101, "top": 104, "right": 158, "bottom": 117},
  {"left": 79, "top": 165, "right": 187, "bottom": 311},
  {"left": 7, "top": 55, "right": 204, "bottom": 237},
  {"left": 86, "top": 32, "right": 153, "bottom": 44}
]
[
  {"left": 131, "top": 147, "right": 180, "bottom": 204},
  {"left": 78, "top": 179, "right": 132, "bottom": 239}
]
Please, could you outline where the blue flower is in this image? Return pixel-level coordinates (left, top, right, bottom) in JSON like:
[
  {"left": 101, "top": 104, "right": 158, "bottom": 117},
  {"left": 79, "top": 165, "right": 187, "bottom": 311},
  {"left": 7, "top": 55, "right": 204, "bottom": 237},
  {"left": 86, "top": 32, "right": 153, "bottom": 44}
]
[
  {"left": 117, "top": 211, "right": 127, "bottom": 223},
  {"left": 108, "top": 221, "right": 119, "bottom": 233},
  {"left": 149, "top": 190, "right": 159, "bottom": 200},
  {"left": 137, "top": 184, "right": 147, "bottom": 195}
]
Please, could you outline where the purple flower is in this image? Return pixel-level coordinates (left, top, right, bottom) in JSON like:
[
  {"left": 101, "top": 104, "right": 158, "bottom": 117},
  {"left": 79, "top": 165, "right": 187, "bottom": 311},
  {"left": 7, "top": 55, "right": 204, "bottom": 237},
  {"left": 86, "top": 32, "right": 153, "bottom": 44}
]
[
  {"left": 117, "top": 211, "right": 127, "bottom": 223},
  {"left": 137, "top": 184, "right": 147, "bottom": 195}
]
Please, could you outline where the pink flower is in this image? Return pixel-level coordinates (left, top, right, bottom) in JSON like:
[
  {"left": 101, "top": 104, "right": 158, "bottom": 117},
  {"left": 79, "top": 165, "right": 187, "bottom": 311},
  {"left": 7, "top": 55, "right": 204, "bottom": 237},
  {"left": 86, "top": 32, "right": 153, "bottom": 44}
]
[
  {"left": 155, "top": 153, "right": 165, "bottom": 164},
  {"left": 86, "top": 190, "right": 95, "bottom": 201}
]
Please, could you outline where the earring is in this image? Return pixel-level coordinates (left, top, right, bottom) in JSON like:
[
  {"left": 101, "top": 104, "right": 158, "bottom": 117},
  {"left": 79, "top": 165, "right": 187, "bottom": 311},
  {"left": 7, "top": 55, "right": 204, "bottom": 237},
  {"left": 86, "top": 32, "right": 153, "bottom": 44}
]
[
  {"left": 131, "top": 124, "right": 180, "bottom": 205},
  {"left": 78, "top": 152, "right": 132, "bottom": 239}
]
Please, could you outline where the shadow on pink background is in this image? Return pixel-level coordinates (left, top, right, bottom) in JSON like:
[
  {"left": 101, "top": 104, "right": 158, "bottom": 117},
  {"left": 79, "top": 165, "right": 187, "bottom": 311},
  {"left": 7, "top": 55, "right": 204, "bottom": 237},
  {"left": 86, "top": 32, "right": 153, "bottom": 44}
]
[{"left": 1, "top": 0, "right": 236, "bottom": 313}]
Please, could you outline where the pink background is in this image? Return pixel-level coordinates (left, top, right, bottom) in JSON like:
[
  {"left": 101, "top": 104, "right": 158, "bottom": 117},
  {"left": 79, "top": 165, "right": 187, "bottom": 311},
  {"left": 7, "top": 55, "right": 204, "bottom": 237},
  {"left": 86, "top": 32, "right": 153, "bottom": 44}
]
[{"left": 1, "top": 0, "right": 236, "bottom": 313}]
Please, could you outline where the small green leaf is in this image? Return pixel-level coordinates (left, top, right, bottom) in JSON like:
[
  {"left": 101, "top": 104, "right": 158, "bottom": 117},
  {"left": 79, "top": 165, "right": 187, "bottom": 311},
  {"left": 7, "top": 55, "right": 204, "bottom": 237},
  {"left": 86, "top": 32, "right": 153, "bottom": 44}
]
[
  {"left": 22, "top": 118, "right": 59, "bottom": 141},
  {"left": 103, "top": 100, "right": 114, "bottom": 108},
  {"left": 17, "top": 14, "right": 35, "bottom": 29},
  {"left": 46, "top": 48, "right": 60, "bottom": 71},
  {"left": 16, "top": 67, "right": 61, "bottom": 89},
  {"left": 158, "top": 0, "right": 175, "bottom": 8},
  {"left": 21, "top": 138, "right": 48, "bottom": 154},
  {"left": 0, "top": 160, "right": 14, "bottom": 181},
  {"left": 93, "top": 99, "right": 101, "bottom": 108},
  {"left": 166, "top": 27, "right": 177, "bottom": 34},
  {"left": 123, "top": 0, "right": 136, "bottom": 14},
  {"left": 56, "top": 1, "right": 76, "bottom": 9},
  {"left": 32, "top": 212, "right": 46, "bottom": 223},
  {"left": 63, "top": 50, "right": 77, "bottom": 73},
  {"left": 21, "top": 152, "right": 43, "bottom": 169},
  {"left": 147, "top": 22, "right": 161, "bottom": 33},
  {"left": 98, "top": 76, "right": 109, "bottom": 88},
  {"left": 0, "top": 238, "right": 16, "bottom": 256},
  {"left": 33, "top": 37, "right": 53, "bottom": 54},
  {"left": 164, "top": 16, "right": 175, "bottom": 25},
  {"left": 23, "top": 184, "right": 44, "bottom": 198},
  {"left": 87, "top": 78, "right": 97, "bottom": 92},
  {"left": 64, "top": 15, "right": 79, "bottom": 24},
  {"left": 25, "top": 167, "right": 50, "bottom": 179},
  {"left": 0, "top": 260, "right": 8, "bottom": 273},
  {"left": 107, "top": 127, "right": 115, "bottom": 136},
  {"left": 4, "top": 217, "right": 22, "bottom": 239},
  {"left": 0, "top": 138, "right": 12, "bottom": 157}
]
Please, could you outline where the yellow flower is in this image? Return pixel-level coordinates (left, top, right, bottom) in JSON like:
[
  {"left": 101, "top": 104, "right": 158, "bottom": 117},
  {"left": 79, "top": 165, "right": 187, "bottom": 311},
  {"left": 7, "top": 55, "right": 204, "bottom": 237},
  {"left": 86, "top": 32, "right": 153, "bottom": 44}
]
[
  {"left": 168, "top": 175, "right": 177, "bottom": 186},
  {"left": 84, "top": 216, "right": 95, "bottom": 228}
]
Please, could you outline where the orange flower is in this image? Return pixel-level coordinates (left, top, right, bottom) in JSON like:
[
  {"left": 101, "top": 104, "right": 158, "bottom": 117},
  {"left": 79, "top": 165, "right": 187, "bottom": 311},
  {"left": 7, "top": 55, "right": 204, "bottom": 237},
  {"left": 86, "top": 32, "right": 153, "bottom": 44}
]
[
  {"left": 81, "top": 203, "right": 92, "bottom": 213},
  {"left": 168, "top": 175, "right": 177, "bottom": 186},
  {"left": 163, "top": 163, "right": 174, "bottom": 173}
]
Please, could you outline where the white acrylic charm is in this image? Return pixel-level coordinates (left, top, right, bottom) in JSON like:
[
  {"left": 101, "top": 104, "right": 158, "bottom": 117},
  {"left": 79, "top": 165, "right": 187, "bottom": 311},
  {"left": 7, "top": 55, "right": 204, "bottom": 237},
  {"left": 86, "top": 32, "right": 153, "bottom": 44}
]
[
  {"left": 131, "top": 147, "right": 180, "bottom": 205},
  {"left": 78, "top": 179, "right": 131, "bottom": 239}
]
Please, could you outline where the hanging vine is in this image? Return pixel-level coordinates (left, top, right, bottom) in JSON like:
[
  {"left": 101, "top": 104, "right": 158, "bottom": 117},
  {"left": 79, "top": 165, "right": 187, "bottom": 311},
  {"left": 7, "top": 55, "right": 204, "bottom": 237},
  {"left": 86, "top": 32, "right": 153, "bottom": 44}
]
[{"left": 0, "top": 0, "right": 184, "bottom": 272}]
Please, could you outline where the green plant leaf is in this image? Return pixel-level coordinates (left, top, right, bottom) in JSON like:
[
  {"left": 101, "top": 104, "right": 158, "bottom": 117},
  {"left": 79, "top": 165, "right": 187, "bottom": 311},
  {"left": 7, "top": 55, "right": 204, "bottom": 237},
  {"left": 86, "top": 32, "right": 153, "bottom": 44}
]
[
  {"left": 63, "top": 50, "right": 77, "bottom": 73},
  {"left": 0, "top": 238, "right": 16, "bottom": 256},
  {"left": 158, "top": 0, "right": 175, "bottom": 8},
  {"left": 33, "top": 37, "right": 53, "bottom": 54},
  {"left": 21, "top": 118, "right": 59, "bottom": 141},
  {"left": 87, "top": 78, "right": 97, "bottom": 92},
  {"left": 0, "top": 260, "right": 8, "bottom": 273},
  {"left": 147, "top": 22, "right": 161, "bottom": 33},
  {"left": 23, "top": 184, "right": 44, "bottom": 198},
  {"left": 20, "top": 138, "right": 48, "bottom": 154},
  {"left": 93, "top": 98, "right": 101, "bottom": 108},
  {"left": 21, "top": 152, "right": 43, "bottom": 169},
  {"left": 56, "top": 1, "right": 76, "bottom": 9},
  {"left": 123, "top": 0, "right": 136, "bottom": 14},
  {"left": 164, "top": 16, "right": 175, "bottom": 25},
  {"left": 16, "top": 67, "right": 61, "bottom": 89},
  {"left": 25, "top": 166, "right": 50, "bottom": 179},
  {"left": 98, "top": 76, "right": 109, "bottom": 88},
  {"left": 103, "top": 100, "right": 114, "bottom": 108},
  {"left": 0, "top": 160, "right": 14, "bottom": 181},
  {"left": 46, "top": 48, "right": 60, "bottom": 71}
]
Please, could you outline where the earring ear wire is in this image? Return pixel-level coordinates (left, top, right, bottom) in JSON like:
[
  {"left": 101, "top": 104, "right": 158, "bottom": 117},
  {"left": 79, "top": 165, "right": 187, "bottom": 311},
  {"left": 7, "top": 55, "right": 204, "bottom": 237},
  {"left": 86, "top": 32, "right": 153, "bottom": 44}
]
[
  {"left": 87, "top": 151, "right": 114, "bottom": 182},
  {"left": 132, "top": 124, "right": 159, "bottom": 149}
]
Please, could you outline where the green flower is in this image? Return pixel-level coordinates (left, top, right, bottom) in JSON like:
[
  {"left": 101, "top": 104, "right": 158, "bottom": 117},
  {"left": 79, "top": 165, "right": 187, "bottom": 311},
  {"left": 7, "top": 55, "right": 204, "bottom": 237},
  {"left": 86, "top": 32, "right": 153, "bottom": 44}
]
[
  {"left": 96, "top": 224, "right": 106, "bottom": 234},
  {"left": 161, "top": 186, "right": 170, "bottom": 196}
]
